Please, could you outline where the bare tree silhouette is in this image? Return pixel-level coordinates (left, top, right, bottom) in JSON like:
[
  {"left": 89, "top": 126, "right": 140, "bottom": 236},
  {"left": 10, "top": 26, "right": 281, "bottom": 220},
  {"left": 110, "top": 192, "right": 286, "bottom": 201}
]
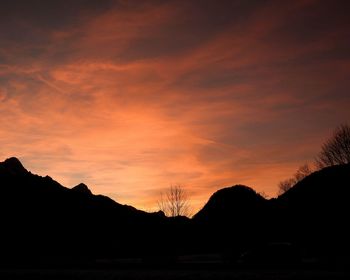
[
  {"left": 294, "top": 163, "right": 312, "bottom": 182},
  {"left": 278, "top": 163, "right": 313, "bottom": 195},
  {"left": 278, "top": 178, "right": 295, "bottom": 195},
  {"left": 316, "top": 124, "right": 350, "bottom": 168},
  {"left": 278, "top": 124, "right": 350, "bottom": 195},
  {"left": 158, "top": 185, "right": 191, "bottom": 217}
]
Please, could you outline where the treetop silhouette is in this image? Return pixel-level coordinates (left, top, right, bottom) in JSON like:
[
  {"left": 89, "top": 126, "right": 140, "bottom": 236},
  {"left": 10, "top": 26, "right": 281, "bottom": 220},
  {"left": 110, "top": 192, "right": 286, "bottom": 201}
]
[{"left": 316, "top": 124, "right": 350, "bottom": 168}]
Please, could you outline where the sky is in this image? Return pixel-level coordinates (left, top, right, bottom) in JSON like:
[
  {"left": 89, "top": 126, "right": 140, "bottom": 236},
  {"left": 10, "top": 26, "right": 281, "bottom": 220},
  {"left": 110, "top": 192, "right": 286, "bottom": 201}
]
[{"left": 0, "top": 0, "right": 349, "bottom": 213}]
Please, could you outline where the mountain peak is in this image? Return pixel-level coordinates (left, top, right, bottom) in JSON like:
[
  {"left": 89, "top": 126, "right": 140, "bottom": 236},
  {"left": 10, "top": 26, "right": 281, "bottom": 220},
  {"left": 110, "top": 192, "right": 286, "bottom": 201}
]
[
  {"left": 72, "top": 183, "right": 92, "bottom": 195},
  {"left": 193, "top": 184, "right": 266, "bottom": 221},
  {"left": 0, "top": 157, "right": 28, "bottom": 175},
  {"left": 205, "top": 185, "right": 265, "bottom": 205}
]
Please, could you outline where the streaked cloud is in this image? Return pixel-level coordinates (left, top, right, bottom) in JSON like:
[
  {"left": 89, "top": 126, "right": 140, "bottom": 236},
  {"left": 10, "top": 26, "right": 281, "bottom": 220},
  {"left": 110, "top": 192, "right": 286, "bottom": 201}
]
[{"left": 1, "top": 0, "right": 349, "bottom": 212}]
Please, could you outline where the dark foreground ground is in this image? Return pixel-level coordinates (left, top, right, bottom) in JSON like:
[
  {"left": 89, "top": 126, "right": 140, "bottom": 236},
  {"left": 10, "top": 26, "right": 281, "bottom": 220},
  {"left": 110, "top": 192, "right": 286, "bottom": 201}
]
[{"left": 1, "top": 266, "right": 349, "bottom": 280}]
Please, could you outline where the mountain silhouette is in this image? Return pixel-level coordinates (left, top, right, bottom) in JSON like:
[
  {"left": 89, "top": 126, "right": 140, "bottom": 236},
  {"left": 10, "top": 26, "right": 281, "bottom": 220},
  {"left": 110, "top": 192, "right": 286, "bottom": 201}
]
[
  {"left": 0, "top": 157, "right": 166, "bottom": 264},
  {"left": 1, "top": 157, "right": 349, "bottom": 266},
  {"left": 193, "top": 185, "right": 267, "bottom": 222},
  {"left": 72, "top": 183, "right": 93, "bottom": 195},
  {"left": 0, "top": 157, "right": 28, "bottom": 175},
  {"left": 275, "top": 163, "right": 350, "bottom": 262},
  {"left": 191, "top": 185, "right": 270, "bottom": 259},
  {"left": 191, "top": 166, "right": 350, "bottom": 263}
]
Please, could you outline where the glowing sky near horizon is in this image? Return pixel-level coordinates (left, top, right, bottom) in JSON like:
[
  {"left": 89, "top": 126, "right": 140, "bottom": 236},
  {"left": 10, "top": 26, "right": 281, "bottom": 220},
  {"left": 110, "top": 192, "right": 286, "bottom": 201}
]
[{"left": 0, "top": 0, "right": 349, "bottom": 212}]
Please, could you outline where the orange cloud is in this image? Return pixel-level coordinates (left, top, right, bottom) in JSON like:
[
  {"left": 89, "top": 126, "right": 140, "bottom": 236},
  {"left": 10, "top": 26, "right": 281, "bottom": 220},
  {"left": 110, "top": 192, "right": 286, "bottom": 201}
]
[{"left": 1, "top": 0, "right": 349, "bottom": 213}]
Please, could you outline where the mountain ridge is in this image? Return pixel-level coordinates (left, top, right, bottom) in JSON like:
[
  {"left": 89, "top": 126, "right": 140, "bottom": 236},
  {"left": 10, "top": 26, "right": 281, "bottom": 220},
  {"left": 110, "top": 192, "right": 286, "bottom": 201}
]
[
  {"left": 1, "top": 156, "right": 350, "bottom": 264},
  {"left": 0, "top": 156, "right": 28, "bottom": 175}
]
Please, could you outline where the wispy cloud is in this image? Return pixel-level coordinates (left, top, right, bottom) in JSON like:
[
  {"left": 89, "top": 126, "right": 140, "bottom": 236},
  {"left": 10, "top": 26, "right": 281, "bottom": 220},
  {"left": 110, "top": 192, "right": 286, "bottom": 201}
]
[{"left": 1, "top": 0, "right": 349, "bottom": 212}]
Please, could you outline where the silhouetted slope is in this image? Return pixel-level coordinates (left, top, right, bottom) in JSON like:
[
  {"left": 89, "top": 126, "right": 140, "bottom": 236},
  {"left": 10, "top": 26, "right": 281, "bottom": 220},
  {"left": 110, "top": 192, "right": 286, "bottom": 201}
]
[
  {"left": 192, "top": 185, "right": 269, "bottom": 257},
  {"left": 193, "top": 185, "right": 267, "bottom": 222},
  {"left": 278, "top": 163, "right": 350, "bottom": 204},
  {"left": 72, "top": 183, "right": 92, "bottom": 195},
  {"left": 1, "top": 157, "right": 350, "bottom": 265},
  {"left": 191, "top": 167, "right": 350, "bottom": 261},
  {"left": 0, "top": 157, "right": 28, "bottom": 175},
  {"left": 0, "top": 157, "right": 166, "bottom": 263},
  {"left": 275, "top": 164, "right": 350, "bottom": 260}
]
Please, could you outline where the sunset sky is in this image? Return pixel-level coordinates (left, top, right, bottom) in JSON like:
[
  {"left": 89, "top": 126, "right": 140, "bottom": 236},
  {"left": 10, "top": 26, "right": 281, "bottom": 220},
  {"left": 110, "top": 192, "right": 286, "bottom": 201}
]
[{"left": 1, "top": 0, "right": 349, "bottom": 213}]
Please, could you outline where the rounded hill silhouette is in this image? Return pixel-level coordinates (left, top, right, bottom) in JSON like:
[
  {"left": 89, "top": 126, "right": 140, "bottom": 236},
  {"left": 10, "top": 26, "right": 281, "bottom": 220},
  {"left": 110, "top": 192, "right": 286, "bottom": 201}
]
[{"left": 193, "top": 185, "right": 267, "bottom": 223}]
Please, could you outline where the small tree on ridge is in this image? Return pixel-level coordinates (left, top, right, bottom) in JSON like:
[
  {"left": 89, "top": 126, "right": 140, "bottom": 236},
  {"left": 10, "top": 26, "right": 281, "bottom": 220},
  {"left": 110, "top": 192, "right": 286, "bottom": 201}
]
[
  {"left": 158, "top": 184, "right": 191, "bottom": 217},
  {"left": 278, "top": 163, "right": 313, "bottom": 195}
]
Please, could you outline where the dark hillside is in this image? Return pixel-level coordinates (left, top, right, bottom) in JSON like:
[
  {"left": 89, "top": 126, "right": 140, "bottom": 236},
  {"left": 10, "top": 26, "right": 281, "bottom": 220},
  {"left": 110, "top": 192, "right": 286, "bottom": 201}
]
[
  {"left": 276, "top": 164, "right": 350, "bottom": 261},
  {"left": 192, "top": 185, "right": 269, "bottom": 258},
  {"left": 0, "top": 157, "right": 166, "bottom": 263},
  {"left": 1, "top": 157, "right": 350, "bottom": 265}
]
